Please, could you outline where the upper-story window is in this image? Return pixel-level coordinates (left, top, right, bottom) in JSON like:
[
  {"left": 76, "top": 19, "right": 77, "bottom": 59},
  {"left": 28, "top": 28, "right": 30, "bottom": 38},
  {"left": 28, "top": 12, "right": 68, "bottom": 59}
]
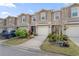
[
  {"left": 32, "top": 16, "right": 36, "bottom": 22},
  {"left": 55, "top": 16, "right": 59, "bottom": 19},
  {"left": 40, "top": 12, "right": 47, "bottom": 21},
  {"left": 71, "top": 7, "right": 78, "bottom": 17},
  {"left": 54, "top": 12, "right": 60, "bottom": 21},
  {"left": 22, "top": 16, "right": 26, "bottom": 23}
]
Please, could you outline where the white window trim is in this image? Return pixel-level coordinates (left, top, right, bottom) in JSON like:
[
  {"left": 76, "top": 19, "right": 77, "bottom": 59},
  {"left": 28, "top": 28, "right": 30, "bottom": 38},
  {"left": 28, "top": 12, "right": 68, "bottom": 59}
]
[
  {"left": 22, "top": 16, "right": 26, "bottom": 23},
  {"left": 71, "top": 7, "right": 79, "bottom": 18},
  {"left": 54, "top": 12, "right": 60, "bottom": 21},
  {"left": 40, "top": 12, "right": 47, "bottom": 21}
]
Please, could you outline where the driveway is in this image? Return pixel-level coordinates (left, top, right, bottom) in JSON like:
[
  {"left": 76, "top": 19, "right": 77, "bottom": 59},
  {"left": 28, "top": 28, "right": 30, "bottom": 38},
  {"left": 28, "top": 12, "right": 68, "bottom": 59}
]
[
  {"left": 68, "top": 36, "right": 79, "bottom": 46},
  {"left": 16, "top": 35, "right": 47, "bottom": 50}
]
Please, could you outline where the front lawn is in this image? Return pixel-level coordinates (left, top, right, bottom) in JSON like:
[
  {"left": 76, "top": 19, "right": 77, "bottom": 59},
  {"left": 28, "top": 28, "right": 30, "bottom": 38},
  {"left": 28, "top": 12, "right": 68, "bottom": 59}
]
[
  {"left": 41, "top": 39, "right": 79, "bottom": 56},
  {"left": 3, "top": 37, "right": 29, "bottom": 46}
]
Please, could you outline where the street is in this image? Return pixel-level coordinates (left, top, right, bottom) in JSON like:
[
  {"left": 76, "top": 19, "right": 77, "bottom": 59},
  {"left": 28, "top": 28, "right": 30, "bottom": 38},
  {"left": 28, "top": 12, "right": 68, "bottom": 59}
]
[{"left": 0, "top": 44, "right": 61, "bottom": 56}]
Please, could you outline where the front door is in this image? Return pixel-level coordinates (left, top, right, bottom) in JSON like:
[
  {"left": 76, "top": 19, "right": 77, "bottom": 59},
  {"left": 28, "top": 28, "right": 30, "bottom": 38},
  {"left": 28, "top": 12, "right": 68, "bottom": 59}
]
[{"left": 31, "top": 26, "right": 36, "bottom": 34}]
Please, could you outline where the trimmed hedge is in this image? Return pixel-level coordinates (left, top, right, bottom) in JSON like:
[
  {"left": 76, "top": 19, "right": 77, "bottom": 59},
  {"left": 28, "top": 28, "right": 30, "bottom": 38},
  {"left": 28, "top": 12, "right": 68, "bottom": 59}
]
[
  {"left": 48, "top": 34, "right": 68, "bottom": 42},
  {"left": 15, "top": 28, "right": 28, "bottom": 38}
]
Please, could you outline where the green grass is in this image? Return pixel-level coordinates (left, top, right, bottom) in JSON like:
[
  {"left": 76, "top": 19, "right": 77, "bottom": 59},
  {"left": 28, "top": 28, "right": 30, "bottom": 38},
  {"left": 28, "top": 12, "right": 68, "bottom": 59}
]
[
  {"left": 41, "top": 39, "right": 79, "bottom": 56},
  {"left": 3, "top": 37, "right": 29, "bottom": 46}
]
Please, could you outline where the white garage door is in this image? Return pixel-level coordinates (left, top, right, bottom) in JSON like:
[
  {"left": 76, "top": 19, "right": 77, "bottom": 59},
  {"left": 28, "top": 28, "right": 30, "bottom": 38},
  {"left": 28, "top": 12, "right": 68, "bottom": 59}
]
[
  {"left": 66, "top": 25, "right": 79, "bottom": 37},
  {"left": 37, "top": 26, "right": 49, "bottom": 36}
]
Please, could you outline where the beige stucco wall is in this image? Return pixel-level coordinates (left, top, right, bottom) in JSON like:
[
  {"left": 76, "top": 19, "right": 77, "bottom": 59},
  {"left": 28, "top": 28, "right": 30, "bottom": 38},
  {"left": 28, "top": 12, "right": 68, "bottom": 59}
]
[
  {"left": 33, "top": 10, "right": 52, "bottom": 25},
  {"left": 0, "top": 19, "right": 4, "bottom": 28},
  {"left": 5, "top": 16, "right": 17, "bottom": 28},
  {"left": 17, "top": 14, "right": 31, "bottom": 31}
]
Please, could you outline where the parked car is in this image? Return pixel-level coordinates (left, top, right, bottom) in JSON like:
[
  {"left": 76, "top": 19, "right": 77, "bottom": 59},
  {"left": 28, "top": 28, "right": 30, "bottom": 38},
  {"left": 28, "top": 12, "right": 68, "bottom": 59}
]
[
  {"left": 1, "top": 30, "right": 11, "bottom": 39},
  {"left": 10, "top": 30, "right": 16, "bottom": 37}
]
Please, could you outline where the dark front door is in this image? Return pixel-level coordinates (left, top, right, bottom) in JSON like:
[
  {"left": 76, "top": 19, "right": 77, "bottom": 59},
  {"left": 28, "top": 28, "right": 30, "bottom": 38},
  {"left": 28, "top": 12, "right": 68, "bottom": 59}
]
[{"left": 31, "top": 26, "right": 36, "bottom": 34}]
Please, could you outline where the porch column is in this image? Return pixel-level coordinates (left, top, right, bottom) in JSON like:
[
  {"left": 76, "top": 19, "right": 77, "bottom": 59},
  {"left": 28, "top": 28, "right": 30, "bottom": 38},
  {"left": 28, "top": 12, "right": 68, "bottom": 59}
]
[
  {"left": 48, "top": 25, "right": 52, "bottom": 34},
  {"left": 61, "top": 25, "right": 66, "bottom": 35}
]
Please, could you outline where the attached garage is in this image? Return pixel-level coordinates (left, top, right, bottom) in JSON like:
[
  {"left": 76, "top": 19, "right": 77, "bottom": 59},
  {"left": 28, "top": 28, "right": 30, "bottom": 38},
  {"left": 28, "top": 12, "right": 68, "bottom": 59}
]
[
  {"left": 37, "top": 26, "right": 49, "bottom": 36},
  {"left": 66, "top": 25, "right": 79, "bottom": 37}
]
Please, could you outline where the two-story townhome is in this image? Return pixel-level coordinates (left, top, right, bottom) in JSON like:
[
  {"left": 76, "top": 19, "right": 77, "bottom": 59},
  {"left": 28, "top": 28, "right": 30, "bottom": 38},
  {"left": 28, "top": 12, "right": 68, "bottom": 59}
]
[
  {"left": 17, "top": 13, "right": 31, "bottom": 31},
  {"left": 4, "top": 16, "right": 17, "bottom": 32},
  {"left": 51, "top": 10, "right": 62, "bottom": 34},
  {"left": 30, "top": 9, "right": 52, "bottom": 35}
]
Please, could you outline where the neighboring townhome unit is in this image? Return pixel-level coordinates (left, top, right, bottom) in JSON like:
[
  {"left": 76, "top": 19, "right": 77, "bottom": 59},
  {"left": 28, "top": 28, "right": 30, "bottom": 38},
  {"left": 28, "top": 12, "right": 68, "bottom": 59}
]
[
  {"left": 51, "top": 10, "right": 62, "bottom": 34},
  {"left": 17, "top": 13, "right": 31, "bottom": 31},
  {"left": 0, "top": 18, "right": 4, "bottom": 33},
  {"left": 61, "top": 4, "right": 79, "bottom": 36},
  {"left": 4, "top": 16, "right": 17, "bottom": 32}
]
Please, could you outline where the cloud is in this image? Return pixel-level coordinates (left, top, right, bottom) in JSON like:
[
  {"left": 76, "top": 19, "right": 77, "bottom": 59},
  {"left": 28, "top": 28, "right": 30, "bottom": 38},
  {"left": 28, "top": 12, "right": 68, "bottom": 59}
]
[
  {"left": 27, "top": 9, "right": 34, "bottom": 14},
  {"left": 0, "top": 11, "right": 11, "bottom": 18},
  {"left": 64, "top": 3, "right": 73, "bottom": 7},
  {"left": 0, "top": 3, "right": 16, "bottom": 8}
]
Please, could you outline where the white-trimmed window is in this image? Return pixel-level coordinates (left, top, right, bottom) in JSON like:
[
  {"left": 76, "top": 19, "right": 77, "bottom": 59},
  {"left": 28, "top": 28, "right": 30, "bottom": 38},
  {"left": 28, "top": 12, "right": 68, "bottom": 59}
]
[
  {"left": 54, "top": 12, "right": 60, "bottom": 21},
  {"left": 32, "top": 16, "right": 36, "bottom": 22},
  {"left": 22, "top": 16, "right": 26, "bottom": 23},
  {"left": 71, "top": 7, "right": 78, "bottom": 17},
  {"left": 40, "top": 12, "right": 47, "bottom": 21}
]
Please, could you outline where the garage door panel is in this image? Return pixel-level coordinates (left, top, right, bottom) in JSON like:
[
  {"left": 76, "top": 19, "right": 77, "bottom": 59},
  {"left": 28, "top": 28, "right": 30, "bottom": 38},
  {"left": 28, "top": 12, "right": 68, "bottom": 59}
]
[
  {"left": 66, "top": 25, "right": 79, "bottom": 37},
  {"left": 37, "top": 26, "right": 49, "bottom": 36}
]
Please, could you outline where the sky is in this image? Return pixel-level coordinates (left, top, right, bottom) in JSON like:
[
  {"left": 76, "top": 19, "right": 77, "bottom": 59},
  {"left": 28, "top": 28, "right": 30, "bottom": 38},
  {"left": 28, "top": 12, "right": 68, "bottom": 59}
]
[{"left": 0, "top": 3, "right": 72, "bottom": 18}]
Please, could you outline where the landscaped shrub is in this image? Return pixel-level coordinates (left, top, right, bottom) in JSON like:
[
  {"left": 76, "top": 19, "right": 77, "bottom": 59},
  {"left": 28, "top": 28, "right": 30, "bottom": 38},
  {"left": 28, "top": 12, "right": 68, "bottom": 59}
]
[
  {"left": 58, "top": 35, "right": 64, "bottom": 41},
  {"left": 48, "top": 33, "right": 70, "bottom": 47},
  {"left": 15, "top": 28, "right": 28, "bottom": 38},
  {"left": 47, "top": 33, "right": 52, "bottom": 39},
  {"left": 63, "top": 35, "right": 68, "bottom": 41},
  {"left": 48, "top": 34, "right": 59, "bottom": 42}
]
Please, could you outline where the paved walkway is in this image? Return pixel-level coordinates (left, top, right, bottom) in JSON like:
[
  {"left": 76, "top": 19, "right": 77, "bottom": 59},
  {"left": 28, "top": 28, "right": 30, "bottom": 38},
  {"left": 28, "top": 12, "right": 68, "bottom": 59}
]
[{"left": 16, "top": 35, "right": 47, "bottom": 50}]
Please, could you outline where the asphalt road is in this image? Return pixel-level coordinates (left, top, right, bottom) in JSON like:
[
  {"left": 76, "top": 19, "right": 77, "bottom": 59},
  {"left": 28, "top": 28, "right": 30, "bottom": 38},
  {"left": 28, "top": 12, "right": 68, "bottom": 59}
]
[{"left": 0, "top": 44, "right": 62, "bottom": 56}]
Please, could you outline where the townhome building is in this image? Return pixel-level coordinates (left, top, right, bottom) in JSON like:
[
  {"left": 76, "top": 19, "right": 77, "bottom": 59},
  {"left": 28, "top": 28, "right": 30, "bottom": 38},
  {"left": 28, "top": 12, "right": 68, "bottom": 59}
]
[
  {"left": 61, "top": 4, "right": 79, "bottom": 36},
  {"left": 0, "top": 3, "right": 79, "bottom": 36},
  {"left": 30, "top": 9, "right": 52, "bottom": 35},
  {"left": 4, "top": 16, "right": 17, "bottom": 32},
  {"left": 17, "top": 13, "right": 31, "bottom": 31}
]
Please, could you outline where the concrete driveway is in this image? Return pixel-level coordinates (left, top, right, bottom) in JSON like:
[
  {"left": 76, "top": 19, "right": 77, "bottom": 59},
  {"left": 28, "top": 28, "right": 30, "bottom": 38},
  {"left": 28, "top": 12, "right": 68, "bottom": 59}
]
[
  {"left": 69, "top": 36, "right": 79, "bottom": 46},
  {"left": 16, "top": 35, "right": 47, "bottom": 50}
]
